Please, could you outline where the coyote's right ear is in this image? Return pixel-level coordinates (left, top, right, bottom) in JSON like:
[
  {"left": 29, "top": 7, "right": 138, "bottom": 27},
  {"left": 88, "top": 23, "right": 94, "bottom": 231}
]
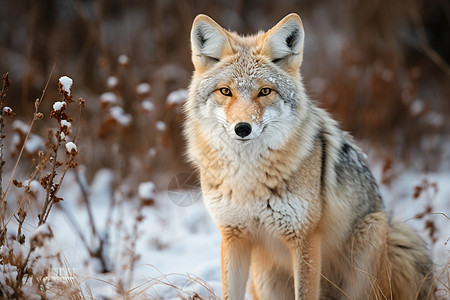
[
  {"left": 190, "top": 15, "right": 232, "bottom": 73},
  {"left": 262, "top": 14, "right": 305, "bottom": 76}
]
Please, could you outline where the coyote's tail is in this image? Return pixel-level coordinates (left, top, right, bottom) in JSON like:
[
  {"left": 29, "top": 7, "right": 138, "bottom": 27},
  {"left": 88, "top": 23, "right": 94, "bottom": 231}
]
[{"left": 388, "top": 222, "right": 436, "bottom": 299}]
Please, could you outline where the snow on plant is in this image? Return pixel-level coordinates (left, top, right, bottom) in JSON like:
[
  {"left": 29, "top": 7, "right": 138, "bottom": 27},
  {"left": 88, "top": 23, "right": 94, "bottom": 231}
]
[
  {"left": 166, "top": 88, "right": 188, "bottom": 107},
  {"left": 53, "top": 101, "right": 66, "bottom": 111},
  {"left": 156, "top": 121, "right": 166, "bottom": 131},
  {"left": 107, "top": 76, "right": 119, "bottom": 89},
  {"left": 109, "top": 106, "right": 132, "bottom": 126},
  {"left": 118, "top": 54, "right": 130, "bottom": 67},
  {"left": 60, "top": 119, "right": 71, "bottom": 133},
  {"left": 2, "top": 106, "right": 13, "bottom": 116},
  {"left": 100, "top": 92, "right": 118, "bottom": 104},
  {"left": 138, "top": 181, "right": 155, "bottom": 206},
  {"left": 65, "top": 142, "right": 77, "bottom": 156},
  {"left": 0, "top": 72, "right": 83, "bottom": 298},
  {"left": 58, "top": 76, "right": 73, "bottom": 96},
  {"left": 98, "top": 72, "right": 134, "bottom": 136},
  {"left": 10, "top": 120, "right": 44, "bottom": 157},
  {"left": 24, "top": 179, "right": 42, "bottom": 196},
  {"left": 136, "top": 82, "right": 151, "bottom": 96},
  {"left": 141, "top": 99, "right": 155, "bottom": 112}
]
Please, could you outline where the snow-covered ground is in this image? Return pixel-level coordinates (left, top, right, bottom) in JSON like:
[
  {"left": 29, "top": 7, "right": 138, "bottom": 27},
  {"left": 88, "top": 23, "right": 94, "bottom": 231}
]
[{"left": 45, "top": 166, "right": 449, "bottom": 299}]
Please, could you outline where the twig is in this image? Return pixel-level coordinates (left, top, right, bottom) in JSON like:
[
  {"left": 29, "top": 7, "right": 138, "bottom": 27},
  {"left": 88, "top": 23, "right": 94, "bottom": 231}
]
[
  {"left": 0, "top": 72, "right": 11, "bottom": 232},
  {"left": 75, "top": 168, "right": 98, "bottom": 239},
  {"left": 400, "top": 212, "right": 450, "bottom": 224},
  {"left": 39, "top": 134, "right": 61, "bottom": 226},
  {"left": 41, "top": 154, "right": 74, "bottom": 224}
]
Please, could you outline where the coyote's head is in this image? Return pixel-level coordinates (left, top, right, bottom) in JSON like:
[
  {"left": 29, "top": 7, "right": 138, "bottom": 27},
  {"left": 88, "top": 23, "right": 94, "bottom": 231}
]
[{"left": 185, "top": 14, "right": 309, "bottom": 153}]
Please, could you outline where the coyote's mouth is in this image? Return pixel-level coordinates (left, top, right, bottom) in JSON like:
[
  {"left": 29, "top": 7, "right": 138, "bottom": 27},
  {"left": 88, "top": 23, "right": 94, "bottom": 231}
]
[{"left": 236, "top": 138, "right": 250, "bottom": 142}]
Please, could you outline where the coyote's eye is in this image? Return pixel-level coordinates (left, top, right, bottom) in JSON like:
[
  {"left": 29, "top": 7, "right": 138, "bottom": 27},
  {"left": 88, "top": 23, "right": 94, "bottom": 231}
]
[
  {"left": 219, "top": 88, "right": 232, "bottom": 96},
  {"left": 258, "top": 87, "right": 272, "bottom": 97}
]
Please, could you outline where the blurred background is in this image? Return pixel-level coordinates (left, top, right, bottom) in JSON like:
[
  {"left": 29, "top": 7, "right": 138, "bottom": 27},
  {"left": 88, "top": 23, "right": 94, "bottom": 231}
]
[{"left": 1, "top": 0, "right": 449, "bottom": 190}]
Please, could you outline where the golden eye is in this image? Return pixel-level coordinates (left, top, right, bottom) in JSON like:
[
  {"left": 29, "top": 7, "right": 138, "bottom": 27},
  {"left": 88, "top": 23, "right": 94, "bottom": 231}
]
[
  {"left": 259, "top": 87, "right": 272, "bottom": 97},
  {"left": 219, "top": 88, "right": 232, "bottom": 96}
]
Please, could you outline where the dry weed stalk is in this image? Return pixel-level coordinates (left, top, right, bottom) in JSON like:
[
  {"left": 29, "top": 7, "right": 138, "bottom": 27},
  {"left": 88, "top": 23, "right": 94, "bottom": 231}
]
[
  {"left": 38, "top": 80, "right": 78, "bottom": 226},
  {"left": 0, "top": 72, "right": 11, "bottom": 235},
  {"left": 0, "top": 73, "right": 84, "bottom": 299}
]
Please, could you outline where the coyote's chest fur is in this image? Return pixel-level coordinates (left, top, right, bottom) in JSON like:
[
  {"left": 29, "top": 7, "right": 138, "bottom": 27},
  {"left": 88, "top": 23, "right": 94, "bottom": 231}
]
[
  {"left": 200, "top": 133, "right": 323, "bottom": 238},
  {"left": 202, "top": 149, "right": 316, "bottom": 274}
]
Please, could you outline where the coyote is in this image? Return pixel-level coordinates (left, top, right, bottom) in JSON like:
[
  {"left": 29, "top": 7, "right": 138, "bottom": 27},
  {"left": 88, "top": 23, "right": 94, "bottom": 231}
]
[{"left": 184, "top": 13, "right": 435, "bottom": 299}]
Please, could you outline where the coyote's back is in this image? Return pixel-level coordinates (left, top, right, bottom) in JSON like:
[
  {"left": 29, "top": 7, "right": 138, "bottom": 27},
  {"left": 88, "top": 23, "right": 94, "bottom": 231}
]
[{"left": 184, "top": 13, "right": 435, "bottom": 300}]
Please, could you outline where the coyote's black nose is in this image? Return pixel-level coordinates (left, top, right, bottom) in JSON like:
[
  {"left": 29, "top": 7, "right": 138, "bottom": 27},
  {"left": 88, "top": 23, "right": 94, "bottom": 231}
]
[{"left": 234, "top": 122, "right": 252, "bottom": 138}]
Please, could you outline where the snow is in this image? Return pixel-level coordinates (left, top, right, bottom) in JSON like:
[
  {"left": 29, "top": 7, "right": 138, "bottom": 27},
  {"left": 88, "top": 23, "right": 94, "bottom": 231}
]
[
  {"left": 11, "top": 164, "right": 448, "bottom": 299},
  {"left": 24, "top": 134, "right": 44, "bottom": 154},
  {"left": 110, "top": 106, "right": 132, "bottom": 126},
  {"left": 12, "top": 119, "right": 29, "bottom": 134},
  {"left": 3, "top": 240, "right": 27, "bottom": 262},
  {"left": 11, "top": 125, "right": 45, "bottom": 154},
  {"left": 60, "top": 120, "right": 71, "bottom": 130},
  {"left": 167, "top": 89, "right": 188, "bottom": 106},
  {"left": 138, "top": 181, "right": 155, "bottom": 200},
  {"left": 424, "top": 112, "right": 444, "bottom": 128},
  {"left": 29, "top": 224, "right": 52, "bottom": 242},
  {"left": 59, "top": 76, "right": 73, "bottom": 96},
  {"left": 65, "top": 142, "right": 77, "bottom": 154},
  {"left": 148, "top": 147, "right": 157, "bottom": 157},
  {"left": 141, "top": 99, "right": 155, "bottom": 112},
  {"left": 107, "top": 76, "right": 119, "bottom": 89},
  {"left": 136, "top": 83, "right": 151, "bottom": 95},
  {"left": 118, "top": 54, "right": 130, "bottom": 66},
  {"left": 410, "top": 99, "right": 424, "bottom": 116},
  {"left": 156, "top": 121, "right": 166, "bottom": 131},
  {"left": 49, "top": 180, "right": 221, "bottom": 298},
  {"left": 381, "top": 172, "right": 450, "bottom": 267},
  {"left": 3, "top": 106, "right": 13, "bottom": 114},
  {"left": 99, "top": 92, "right": 118, "bottom": 104},
  {"left": 53, "top": 101, "right": 66, "bottom": 111},
  {"left": 0, "top": 264, "right": 15, "bottom": 295},
  {"left": 10, "top": 122, "right": 44, "bottom": 154},
  {"left": 90, "top": 168, "right": 114, "bottom": 204},
  {"left": 24, "top": 179, "right": 42, "bottom": 195}
]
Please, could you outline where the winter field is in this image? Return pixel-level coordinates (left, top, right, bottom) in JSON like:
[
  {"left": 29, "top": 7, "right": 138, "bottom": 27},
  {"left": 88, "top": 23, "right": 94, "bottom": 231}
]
[
  {"left": 44, "top": 167, "right": 450, "bottom": 299},
  {"left": 0, "top": 74, "right": 448, "bottom": 299},
  {"left": 1, "top": 1, "right": 449, "bottom": 299}
]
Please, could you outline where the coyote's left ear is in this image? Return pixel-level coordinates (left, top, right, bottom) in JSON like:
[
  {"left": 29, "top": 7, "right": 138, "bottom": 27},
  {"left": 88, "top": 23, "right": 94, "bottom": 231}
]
[
  {"left": 262, "top": 14, "right": 305, "bottom": 76},
  {"left": 190, "top": 15, "right": 232, "bottom": 74}
]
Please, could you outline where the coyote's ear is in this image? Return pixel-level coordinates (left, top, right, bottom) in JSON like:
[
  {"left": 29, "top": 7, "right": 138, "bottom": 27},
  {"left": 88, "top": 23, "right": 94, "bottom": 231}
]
[
  {"left": 262, "top": 14, "right": 305, "bottom": 76},
  {"left": 190, "top": 15, "right": 232, "bottom": 73}
]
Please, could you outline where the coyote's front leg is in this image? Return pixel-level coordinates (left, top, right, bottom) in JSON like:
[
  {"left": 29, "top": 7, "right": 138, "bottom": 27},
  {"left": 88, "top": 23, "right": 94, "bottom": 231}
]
[
  {"left": 220, "top": 227, "right": 251, "bottom": 300},
  {"left": 289, "top": 230, "right": 322, "bottom": 300}
]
